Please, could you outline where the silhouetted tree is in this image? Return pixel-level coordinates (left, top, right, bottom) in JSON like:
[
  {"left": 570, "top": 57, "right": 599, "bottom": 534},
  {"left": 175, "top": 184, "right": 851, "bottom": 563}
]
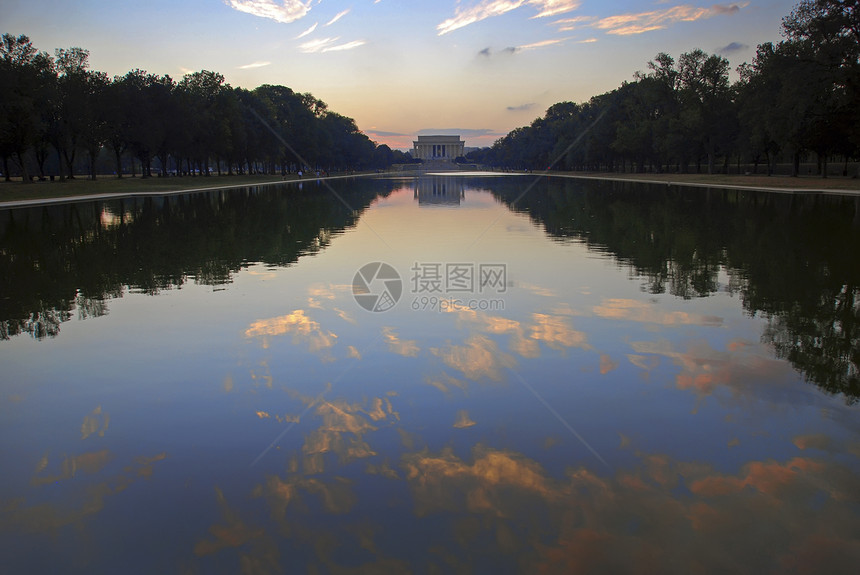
[
  {"left": 0, "top": 34, "right": 53, "bottom": 182},
  {"left": 372, "top": 144, "right": 394, "bottom": 169},
  {"left": 1, "top": 0, "right": 855, "bottom": 181}
]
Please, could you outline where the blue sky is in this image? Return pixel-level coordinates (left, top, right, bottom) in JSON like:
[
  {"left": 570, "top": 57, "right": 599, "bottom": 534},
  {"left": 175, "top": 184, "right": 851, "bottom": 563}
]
[{"left": 5, "top": 1, "right": 798, "bottom": 149}]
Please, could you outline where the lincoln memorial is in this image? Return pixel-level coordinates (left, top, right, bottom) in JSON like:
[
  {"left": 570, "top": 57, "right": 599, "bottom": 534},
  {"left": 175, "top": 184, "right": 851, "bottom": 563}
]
[{"left": 412, "top": 135, "right": 465, "bottom": 161}]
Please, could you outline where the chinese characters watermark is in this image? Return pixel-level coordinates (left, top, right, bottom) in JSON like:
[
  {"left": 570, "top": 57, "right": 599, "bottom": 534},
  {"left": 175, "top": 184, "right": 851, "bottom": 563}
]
[
  {"left": 411, "top": 262, "right": 507, "bottom": 295},
  {"left": 353, "top": 261, "right": 507, "bottom": 313}
]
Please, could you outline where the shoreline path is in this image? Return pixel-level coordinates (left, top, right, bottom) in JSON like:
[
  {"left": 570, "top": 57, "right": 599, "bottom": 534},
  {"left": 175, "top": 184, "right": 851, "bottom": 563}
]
[{"left": 1, "top": 171, "right": 859, "bottom": 209}]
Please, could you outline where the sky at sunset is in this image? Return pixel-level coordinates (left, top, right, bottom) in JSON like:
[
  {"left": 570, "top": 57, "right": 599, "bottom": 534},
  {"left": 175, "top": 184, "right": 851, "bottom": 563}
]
[{"left": 5, "top": 0, "right": 799, "bottom": 149}]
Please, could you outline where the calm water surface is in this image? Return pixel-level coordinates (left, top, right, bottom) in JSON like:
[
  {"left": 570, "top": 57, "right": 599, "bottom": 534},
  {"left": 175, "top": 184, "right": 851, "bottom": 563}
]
[{"left": 1, "top": 175, "right": 859, "bottom": 573}]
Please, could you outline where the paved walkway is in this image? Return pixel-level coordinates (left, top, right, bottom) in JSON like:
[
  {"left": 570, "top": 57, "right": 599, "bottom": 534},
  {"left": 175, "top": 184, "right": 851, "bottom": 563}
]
[
  {"left": 0, "top": 174, "right": 364, "bottom": 209},
  {"left": 3, "top": 171, "right": 859, "bottom": 209},
  {"left": 550, "top": 173, "right": 860, "bottom": 196}
]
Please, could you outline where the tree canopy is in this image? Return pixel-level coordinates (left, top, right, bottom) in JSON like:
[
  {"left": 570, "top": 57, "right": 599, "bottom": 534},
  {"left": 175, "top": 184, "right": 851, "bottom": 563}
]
[
  {"left": 0, "top": 34, "right": 390, "bottom": 181},
  {"left": 3, "top": 1, "right": 857, "bottom": 181},
  {"left": 469, "top": 0, "right": 859, "bottom": 177}
]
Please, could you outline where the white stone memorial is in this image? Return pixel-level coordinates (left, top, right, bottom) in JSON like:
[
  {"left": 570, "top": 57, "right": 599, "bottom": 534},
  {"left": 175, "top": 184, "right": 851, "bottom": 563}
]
[{"left": 412, "top": 135, "right": 465, "bottom": 161}]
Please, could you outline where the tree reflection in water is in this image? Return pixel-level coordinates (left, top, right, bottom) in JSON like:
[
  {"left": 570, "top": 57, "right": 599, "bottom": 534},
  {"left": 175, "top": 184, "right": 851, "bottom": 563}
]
[
  {"left": 0, "top": 178, "right": 394, "bottom": 340},
  {"left": 2, "top": 176, "right": 859, "bottom": 403},
  {"left": 490, "top": 177, "right": 860, "bottom": 403}
]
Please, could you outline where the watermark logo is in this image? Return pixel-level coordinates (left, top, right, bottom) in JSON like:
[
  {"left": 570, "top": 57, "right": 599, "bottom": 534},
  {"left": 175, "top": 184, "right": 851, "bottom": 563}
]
[
  {"left": 411, "top": 262, "right": 507, "bottom": 294},
  {"left": 411, "top": 296, "right": 506, "bottom": 313},
  {"left": 353, "top": 261, "right": 507, "bottom": 313},
  {"left": 352, "top": 262, "right": 403, "bottom": 312}
]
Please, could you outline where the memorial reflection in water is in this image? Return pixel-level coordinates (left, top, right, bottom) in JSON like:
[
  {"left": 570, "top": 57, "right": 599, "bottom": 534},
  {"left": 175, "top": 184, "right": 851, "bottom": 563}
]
[
  {"left": 413, "top": 175, "right": 466, "bottom": 206},
  {"left": 1, "top": 175, "right": 858, "bottom": 573}
]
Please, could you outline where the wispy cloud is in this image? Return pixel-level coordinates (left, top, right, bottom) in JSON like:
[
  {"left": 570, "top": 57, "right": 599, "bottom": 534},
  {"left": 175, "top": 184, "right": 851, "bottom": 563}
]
[
  {"left": 295, "top": 22, "right": 318, "bottom": 39},
  {"left": 324, "top": 40, "right": 366, "bottom": 52},
  {"left": 592, "top": 3, "right": 749, "bottom": 36},
  {"left": 453, "top": 409, "right": 477, "bottom": 428},
  {"left": 299, "top": 36, "right": 366, "bottom": 53},
  {"left": 711, "top": 3, "right": 746, "bottom": 15},
  {"left": 299, "top": 37, "right": 339, "bottom": 53},
  {"left": 479, "top": 46, "right": 518, "bottom": 57},
  {"left": 225, "top": 0, "right": 312, "bottom": 24},
  {"left": 417, "top": 128, "right": 500, "bottom": 139},
  {"left": 530, "top": 0, "right": 581, "bottom": 18},
  {"left": 365, "top": 129, "right": 408, "bottom": 138},
  {"left": 553, "top": 15, "right": 594, "bottom": 31},
  {"left": 592, "top": 298, "right": 722, "bottom": 327},
  {"left": 478, "top": 38, "right": 563, "bottom": 58},
  {"left": 325, "top": 9, "right": 350, "bottom": 26},
  {"left": 507, "top": 102, "right": 536, "bottom": 112},
  {"left": 237, "top": 61, "right": 271, "bottom": 69},
  {"left": 438, "top": 0, "right": 581, "bottom": 35},
  {"left": 382, "top": 327, "right": 419, "bottom": 357},
  {"left": 718, "top": 41, "right": 749, "bottom": 54},
  {"left": 517, "top": 38, "right": 566, "bottom": 50}
]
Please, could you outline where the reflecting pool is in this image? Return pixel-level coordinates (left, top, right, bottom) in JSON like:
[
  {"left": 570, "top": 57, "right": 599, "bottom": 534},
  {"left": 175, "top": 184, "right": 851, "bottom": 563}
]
[{"left": 1, "top": 175, "right": 859, "bottom": 573}]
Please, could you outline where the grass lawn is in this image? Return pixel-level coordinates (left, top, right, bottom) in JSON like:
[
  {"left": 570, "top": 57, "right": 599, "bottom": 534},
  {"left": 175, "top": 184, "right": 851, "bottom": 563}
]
[
  {"left": 556, "top": 171, "right": 860, "bottom": 192},
  {"left": 0, "top": 173, "right": 305, "bottom": 204}
]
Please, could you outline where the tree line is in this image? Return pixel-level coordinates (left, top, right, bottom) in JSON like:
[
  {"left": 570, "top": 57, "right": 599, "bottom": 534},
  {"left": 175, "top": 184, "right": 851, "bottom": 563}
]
[
  {"left": 0, "top": 36, "right": 410, "bottom": 182},
  {"left": 468, "top": 0, "right": 859, "bottom": 177}
]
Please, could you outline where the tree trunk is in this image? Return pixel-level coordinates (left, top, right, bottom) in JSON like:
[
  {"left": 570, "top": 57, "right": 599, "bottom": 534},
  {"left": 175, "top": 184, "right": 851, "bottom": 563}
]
[
  {"left": 55, "top": 147, "right": 66, "bottom": 181},
  {"left": 791, "top": 151, "right": 800, "bottom": 177},
  {"left": 2, "top": 156, "right": 10, "bottom": 182},
  {"left": 113, "top": 147, "right": 123, "bottom": 178},
  {"left": 15, "top": 151, "right": 31, "bottom": 183},
  {"left": 35, "top": 146, "right": 49, "bottom": 180},
  {"left": 89, "top": 152, "right": 97, "bottom": 181},
  {"left": 63, "top": 148, "right": 76, "bottom": 179}
]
